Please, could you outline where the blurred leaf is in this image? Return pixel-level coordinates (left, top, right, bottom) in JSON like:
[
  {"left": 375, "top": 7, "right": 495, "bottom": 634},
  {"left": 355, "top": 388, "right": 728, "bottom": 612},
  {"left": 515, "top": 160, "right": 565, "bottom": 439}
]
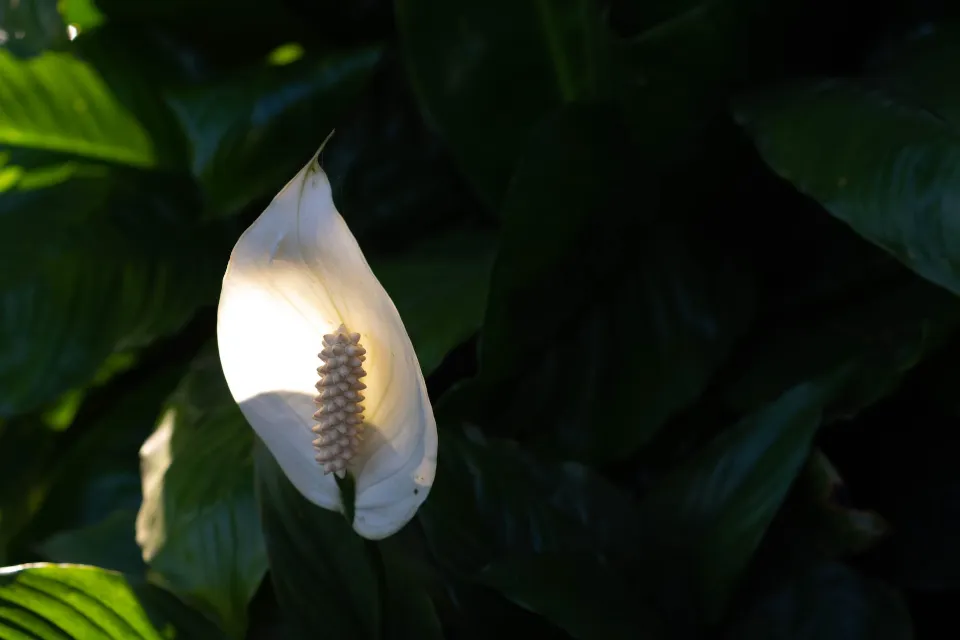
[
  {"left": 478, "top": 104, "right": 752, "bottom": 460},
  {"left": 734, "top": 79, "right": 960, "bottom": 296},
  {"left": 636, "top": 380, "right": 830, "bottom": 629},
  {"left": 0, "top": 418, "right": 57, "bottom": 563},
  {"left": 478, "top": 554, "right": 666, "bottom": 640},
  {"left": 372, "top": 231, "right": 496, "bottom": 376},
  {"left": 0, "top": 0, "right": 66, "bottom": 58},
  {"left": 0, "top": 170, "right": 228, "bottom": 416},
  {"left": 396, "top": 0, "right": 619, "bottom": 207},
  {"left": 254, "top": 440, "right": 379, "bottom": 640},
  {"left": 321, "top": 50, "right": 487, "bottom": 243},
  {"left": 136, "top": 345, "right": 267, "bottom": 638},
  {"left": 722, "top": 270, "right": 960, "bottom": 418},
  {"left": 14, "top": 356, "right": 187, "bottom": 553},
  {"left": 0, "top": 564, "right": 169, "bottom": 639},
  {"left": 59, "top": 0, "right": 104, "bottom": 31},
  {"left": 165, "top": 47, "right": 382, "bottom": 217},
  {"left": 727, "top": 563, "right": 913, "bottom": 639},
  {"left": 869, "top": 23, "right": 960, "bottom": 128},
  {"left": 420, "top": 426, "right": 642, "bottom": 575},
  {"left": 382, "top": 551, "right": 444, "bottom": 640},
  {"left": 38, "top": 509, "right": 145, "bottom": 575},
  {"left": 0, "top": 47, "right": 179, "bottom": 167}
]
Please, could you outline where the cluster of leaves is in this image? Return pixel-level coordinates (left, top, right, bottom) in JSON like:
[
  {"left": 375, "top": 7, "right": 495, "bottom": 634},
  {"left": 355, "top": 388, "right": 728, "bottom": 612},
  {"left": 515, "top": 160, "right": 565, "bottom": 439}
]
[{"left": 1, "top": 0, "right": 959, "bottom": 638}]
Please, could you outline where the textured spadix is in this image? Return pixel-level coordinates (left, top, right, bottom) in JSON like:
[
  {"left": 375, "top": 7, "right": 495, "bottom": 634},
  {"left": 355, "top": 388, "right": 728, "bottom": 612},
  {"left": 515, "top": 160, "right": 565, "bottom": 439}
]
[{"left": 216, "top": 149, "right": 437, "bottom": 540}]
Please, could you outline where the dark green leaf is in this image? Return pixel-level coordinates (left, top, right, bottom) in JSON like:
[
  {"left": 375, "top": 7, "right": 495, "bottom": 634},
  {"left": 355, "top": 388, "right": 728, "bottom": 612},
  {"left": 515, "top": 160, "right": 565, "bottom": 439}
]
[
  {"left": 0, "top": 166, "right": 228, "bottom": 416},
  {"left": 722, "top": 270, "right": 960, "bottom": 418},
  {"left": 734, "top": 79, "right": 960, "bottom": 296},
  {"left": 868, "top": 23, "right": 960, "bottom": 128},
  {"left": 478, "top": 554, "right": 666, "bottom": 640},
  {"left": 320, "top": 50, "right": 488, "bottom": 243},
  {"left": 419, "top": 426, "right": 642, "bottom": 575},
  {"left": 136, "top": 345, "right": 267, "bottom": 638},
  {"left": 396, "top": 0, "right": 619, "bottom": 206},
  {"left": 38, "top": 510, "right": 145, "bottom": 576},
  {"left": 727, "top": 563, "right": 913, "bottom": 640},
  {"left": 0, "top": 564, "right": 169, "bottom": 639},
  {"left": 165, "top": 47, "right": 382, "bottom": 217},
  {"left": 372, "top": 231, "right": 496, "bottom": 376},
  {"left": 478, "top": 103, "right": 752, "bottom": 459},
  {"left": 254, "top": 440, "right": 379, "bottom": 640},
  {"left": 636, "top": 380, "right": 830, "bottom": 629}
]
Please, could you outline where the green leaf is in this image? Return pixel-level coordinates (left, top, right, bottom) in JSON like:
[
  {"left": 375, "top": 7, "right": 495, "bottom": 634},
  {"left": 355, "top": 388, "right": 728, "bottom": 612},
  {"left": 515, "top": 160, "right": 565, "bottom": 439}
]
[
  {"left": 165, "top": 47, "right": 382, "bottom": 217},
  {"left": 254, "top": 441, "right": 380, "bottom": 640},
  {"left": 136, "top": 345, "right": 267, "bottom": 639},
  {"left": 478, "top": 554, "right": 666, "bottom": 640},
  {"left": 0, "top": 48, "right": 172, "bottom": 167},
  {"left": 477, "top": 103, "right": 753, "bottom": 460},
  {"left": 0, "top": 564, "right": 169, "bottom": 639},
  {"left": 372, "top": 231, "right": 496, "bottom": 377},
  {"left": 0, "top": 166, "right": 227, "bottom": 416},
  {"left": 38, "top": 510, "right": 146, "bottom": 576},
  {"left": 0, "top": 0, "right": 66, "bottom": 58},
  {"left": 396, "top": 0, "right": 619, "bottom": 206},
  {"left": 636, "top": 380, "right": 830, "bottom": 629},
  {"left": 734, "top": 79, "right": 960, "bottom": 296},
  {"left": 727, "top": 563, "right": 913, "bottom": 639},
  {"left": 419, "top": 426, "right": 643, "bottom": 575},
  {"left": 59, "top": 0, "right": 104, "bottom": 32}
]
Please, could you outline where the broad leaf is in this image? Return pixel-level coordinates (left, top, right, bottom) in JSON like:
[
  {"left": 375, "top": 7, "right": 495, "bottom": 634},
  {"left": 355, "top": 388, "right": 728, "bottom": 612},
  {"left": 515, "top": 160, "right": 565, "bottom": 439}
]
[
  {"left": 636, "top": 380, "right": 830, "bottom": 629},
  {"left": 136, "top": 345, "right": 267, "bottom": 638},
  {"left": 39, "top": 510, "right": 145, "bottom": 576},
  {"left": 478, "top": 554, "right": 666, "bottom": 640},
  {"left": 727, "top": 563, "right": 913, "bottom": 639},
  {"left": 0, "top": 564, "right": 169, "bottom": 639},
  {"left": 0, "top": 47, "right": 179, "bottom": 167},
  {"left": 419, "top": 426, "right": 643, "bottom": 575},
  {"left": 254, "top": 441, "right": 380, "bottom": 640},
  {"left": 165, "top": 47, "right": 382, "bottom": 217},
  {"left": 372, "top": 231, "right": 496, "bottom": 377},
  {"left": 396, "top": 0, "right": 619, "bottom": 206},
  {"left": 734, "top": 79, "right": 960, "bottom": 296},
  {"left": 478, "top": 104, "right": 753, "bottom": 460}
]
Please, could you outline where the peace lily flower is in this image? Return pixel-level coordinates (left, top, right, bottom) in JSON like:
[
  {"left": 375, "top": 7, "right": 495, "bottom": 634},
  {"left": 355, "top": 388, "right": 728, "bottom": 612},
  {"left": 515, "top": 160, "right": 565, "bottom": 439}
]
[{"left": 217, "top": 143, "right": 438, "bottom": 540}]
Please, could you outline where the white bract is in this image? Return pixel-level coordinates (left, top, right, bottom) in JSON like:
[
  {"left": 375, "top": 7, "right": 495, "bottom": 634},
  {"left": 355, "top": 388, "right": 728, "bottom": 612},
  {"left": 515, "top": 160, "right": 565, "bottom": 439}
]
[{"left": 217, "top": 147, "right": 438, "bottom": 540}]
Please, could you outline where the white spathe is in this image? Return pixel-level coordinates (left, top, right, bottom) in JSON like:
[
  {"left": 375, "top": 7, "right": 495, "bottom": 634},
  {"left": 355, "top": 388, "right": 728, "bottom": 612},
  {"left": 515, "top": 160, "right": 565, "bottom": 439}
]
[{"left": 217, "top": 150, "right": 437, "bottom": 540}]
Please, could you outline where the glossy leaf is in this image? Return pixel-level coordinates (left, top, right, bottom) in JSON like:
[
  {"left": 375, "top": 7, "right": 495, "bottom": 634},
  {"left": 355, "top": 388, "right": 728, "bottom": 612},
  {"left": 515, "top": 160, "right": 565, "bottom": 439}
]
[
  {"left": 0, "top": 564, "right": 168, "bottom": 639},
  {"left": 479, "top": 554, "right": 666, "bottom": 640},
  {"left": 0, "top": 171, "right": 227, "bottom": 416},
  {"left": 0, "top": 48, "right": 176, "bottom": 167},
  {"left": 165, "top": 47, "right": 382, "bottom": 217},
  {"left": 136, "top": 345, "right": 267, "bottom": 638},
  {"left": 727, "top": 563, "right": 913, "bottom": 640},
  {"left": 396, "top": 0, "right": 618, "bottom": 206},
  {"left": 735, "top": 79, "right": 960, "bottom": 296},
  {"left": 636, "top": 381, "right": 829, "bottom": 629},
  {"left": 419, "top": 426, "right": 643, "bottom": 575},
  {"left": 254, "top": 441, "right": 379, "bottom": 640},
  {"left": 372, "top": 231, "right": 496, "bottom": 376}
]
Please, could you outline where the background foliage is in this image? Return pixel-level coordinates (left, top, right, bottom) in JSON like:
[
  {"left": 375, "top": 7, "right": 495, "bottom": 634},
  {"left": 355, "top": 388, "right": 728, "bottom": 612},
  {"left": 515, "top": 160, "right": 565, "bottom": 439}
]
[{"left": 1, "top": 0, "right": 958, "bottom": 638}]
